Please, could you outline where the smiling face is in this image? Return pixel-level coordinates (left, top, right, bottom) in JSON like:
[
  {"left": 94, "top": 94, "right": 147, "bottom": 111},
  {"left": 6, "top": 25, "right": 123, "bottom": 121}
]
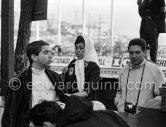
[
  {"left": 75, "top": 42, "right": 85, "bottom": 60},
  {"left": 128, "top": 45, "right": 146, "bottom": 66}
]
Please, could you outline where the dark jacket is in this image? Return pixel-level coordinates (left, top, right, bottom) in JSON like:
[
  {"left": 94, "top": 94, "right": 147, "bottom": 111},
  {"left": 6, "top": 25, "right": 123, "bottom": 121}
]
[
  {"left": 139, "top": 0, "right": 165, "bottom": 20},
  {"left": 1, "top": 67, "right": 68, "bottom": 127},
  {"left": 57, "top": 95, "right": 130, "bottom": 127},
  {"left": 64, "top": 59, "right": 100, "bottom": 100},
  {"left": 138, "top": 0, "right": 166, "bottom": 33}
]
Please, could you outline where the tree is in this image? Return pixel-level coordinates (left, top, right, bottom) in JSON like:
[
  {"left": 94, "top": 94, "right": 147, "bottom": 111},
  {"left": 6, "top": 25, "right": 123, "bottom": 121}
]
[{"left": 14, "top": 0, "right": 34, "bottom": 75}]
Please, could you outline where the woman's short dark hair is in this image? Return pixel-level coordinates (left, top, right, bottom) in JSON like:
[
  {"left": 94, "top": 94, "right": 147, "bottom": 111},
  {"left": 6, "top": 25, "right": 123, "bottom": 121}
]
[
  {"left": 128, "top": 38, "right": 147, "bottom": 51},
  {"left": 27, "top": 101, "right": 62, "bottom": 126},
  {"left": 75, "top": 35, "right": 85, "bottom": 46},
  {"left": 26, "top": 40, "right": 49, "bottom": 65}
]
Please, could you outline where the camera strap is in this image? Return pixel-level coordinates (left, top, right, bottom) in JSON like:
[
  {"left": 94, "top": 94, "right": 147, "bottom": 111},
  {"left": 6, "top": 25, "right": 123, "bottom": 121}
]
[{"left": 125, "top": 63, "right": 145, "bottom": 107}]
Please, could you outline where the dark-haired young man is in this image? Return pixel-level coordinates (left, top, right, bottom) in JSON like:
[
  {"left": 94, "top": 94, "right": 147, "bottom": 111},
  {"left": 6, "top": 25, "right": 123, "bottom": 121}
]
[
  {"left": 1, "top": 40, "right": 68, "bottom": 127},
  {"left": 115, "top": 38, "right": 165, "bottom": 114}
]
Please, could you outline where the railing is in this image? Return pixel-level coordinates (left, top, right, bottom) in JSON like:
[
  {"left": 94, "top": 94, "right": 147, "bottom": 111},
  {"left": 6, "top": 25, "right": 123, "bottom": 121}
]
[{"left": 51, "top": 46, "right": 166, "bottom": 58}]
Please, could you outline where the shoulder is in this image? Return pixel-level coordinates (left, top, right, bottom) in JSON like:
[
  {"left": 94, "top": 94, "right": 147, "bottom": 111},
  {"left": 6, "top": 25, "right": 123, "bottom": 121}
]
[
  {"left": 47, "top": 68, "right": 57, "bottom": 73},
  {"left": 86, "top": 61, "right": 99, "bottom": 69},
  {"left": 70, "top": 59, "right": 77, "bottom": 64},
  {"left": 46, "top": 69, "right": 61, "bottom": 79},
  {"left": 86, "top": 61, "right": 99, "bottom": 67},
  {"left": 145, "top": 60, "right": 163, "bottom": 72},
  {"left": 146, "top": 60, "right": 158, "bottom": 68},
  {"left": 46, "top": 69, "right": 60, "bottom": 75},
  {"left": 145, "top": 61, "right": 165, "bottom": 81},
  {"left": 15, "top": 67, "right": 31, "bottom": 80},
  {"left": 68, "top": 59, "right": 77, "bottom": 67}
]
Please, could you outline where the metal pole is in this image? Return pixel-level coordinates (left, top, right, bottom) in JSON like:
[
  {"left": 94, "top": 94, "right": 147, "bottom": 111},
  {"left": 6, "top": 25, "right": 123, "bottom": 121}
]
[
  {"left": 98, "top": 15, "right": 101, "bottom": 45},
  {"left": 82, "top": 0, "right": 86, "bottom": 35},
  {"left": 36, "top": 21, "right": 39, "bottom": 40},
  {"left": 58, "top": 0, "right": 61, "bottom": 45},
  {"left": 111, "top": 0, "right": 114, "bottom": 46},
  {"left": 75, "top": 10, "right": 78, "bottom": 36},
  {"left": 88, "top": 13, "right": 91, "bottom": 36},
  {"left": 1, "top": 0, "right": 14, "bottom": 97}
]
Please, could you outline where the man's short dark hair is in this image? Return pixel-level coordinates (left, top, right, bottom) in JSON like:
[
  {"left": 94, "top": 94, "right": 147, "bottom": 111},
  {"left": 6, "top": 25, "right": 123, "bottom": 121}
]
[
  {"left": 27, "top": 101, "right": 62, "bottom": 126},
  {"left": 75, "top": 35, "right": 85, "bottom": 46},
  {"left": 128, "top": 38, "right": 147, "bottom": 51},
  {"left": 26, "top": 40, "right": 49, "bottom": 65}
]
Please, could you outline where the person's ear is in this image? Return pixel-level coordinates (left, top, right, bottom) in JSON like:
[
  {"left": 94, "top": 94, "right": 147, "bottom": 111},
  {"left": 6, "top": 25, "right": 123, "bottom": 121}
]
[{"left": 31, "top": 54, "right": 38, "bottom": 62}]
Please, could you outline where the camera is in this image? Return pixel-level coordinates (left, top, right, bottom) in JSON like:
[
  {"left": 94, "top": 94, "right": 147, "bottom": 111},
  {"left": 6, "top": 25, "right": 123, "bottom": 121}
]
[{"left": 124, "top": 102, "right": 136, "bottom": 113}]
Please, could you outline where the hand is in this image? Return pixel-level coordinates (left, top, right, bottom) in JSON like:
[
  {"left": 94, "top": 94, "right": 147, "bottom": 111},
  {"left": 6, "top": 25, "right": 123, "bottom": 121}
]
[
  {"left": 65, "top": 93, "right": 72, "bottom": 97},
  {"left": 91, "top": 101, "right": 106, "bottom": 111},
  {"left": 140, "top": 97, "right": 161, "bottom": 109},
  {"left": 73, "top": 91, "right": 88, "bottom": 97},
  {"left": 56, "top": 101, "right": 66, "bottom": 109},
  {"left": 59, "top": 103, "right": 66, "bottom": 110}
]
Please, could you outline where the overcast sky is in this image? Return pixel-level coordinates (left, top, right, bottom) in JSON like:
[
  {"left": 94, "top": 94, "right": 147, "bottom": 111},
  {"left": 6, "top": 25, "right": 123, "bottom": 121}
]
[
  {"left": 47, "top": 0, "right": 141, "bottom": 37},
  {"left": 14, "top": 0, "right": 141, "bottom": 37}
]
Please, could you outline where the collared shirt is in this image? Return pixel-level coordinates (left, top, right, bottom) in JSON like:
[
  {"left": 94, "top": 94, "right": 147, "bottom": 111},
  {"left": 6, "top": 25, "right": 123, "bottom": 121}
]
[
  {"left": 115, "top": 59, "right": 165, "bottom": 112},
  {"left": 31, "top": 68, "right": 56, "bottom": 107}
]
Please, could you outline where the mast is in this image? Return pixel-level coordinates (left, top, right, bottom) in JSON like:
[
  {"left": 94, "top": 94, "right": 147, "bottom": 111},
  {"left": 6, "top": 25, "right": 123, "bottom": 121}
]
[
  {"left": 36, "top": 21, "right": 39, "bottom": 40},
  {"left": 58, "top": 0, "right": 61, "bottom": 45},
  {"left": 75, "top": 10, "right": 78, "bottom": 36},
  {"left": 82, "top": 0, "right": 86, "bottom": 35},
  {"left": 111, "top": 0, "right": 114, "bottom": 46}
]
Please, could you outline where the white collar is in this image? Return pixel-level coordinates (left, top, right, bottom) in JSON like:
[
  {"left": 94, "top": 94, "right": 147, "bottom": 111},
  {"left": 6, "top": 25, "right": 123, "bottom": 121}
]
[
  {"left": 129, "top": 59, "right": 146, "bottom": 69},
  {"left": 32, "top": 67, "right": 45, "bottom": 75}
]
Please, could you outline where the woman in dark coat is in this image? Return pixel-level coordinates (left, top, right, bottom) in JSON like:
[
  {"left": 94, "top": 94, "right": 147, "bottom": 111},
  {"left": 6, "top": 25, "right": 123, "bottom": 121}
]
[{"left": 63, "top": 35, "right": 100, "bottom": 100}]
